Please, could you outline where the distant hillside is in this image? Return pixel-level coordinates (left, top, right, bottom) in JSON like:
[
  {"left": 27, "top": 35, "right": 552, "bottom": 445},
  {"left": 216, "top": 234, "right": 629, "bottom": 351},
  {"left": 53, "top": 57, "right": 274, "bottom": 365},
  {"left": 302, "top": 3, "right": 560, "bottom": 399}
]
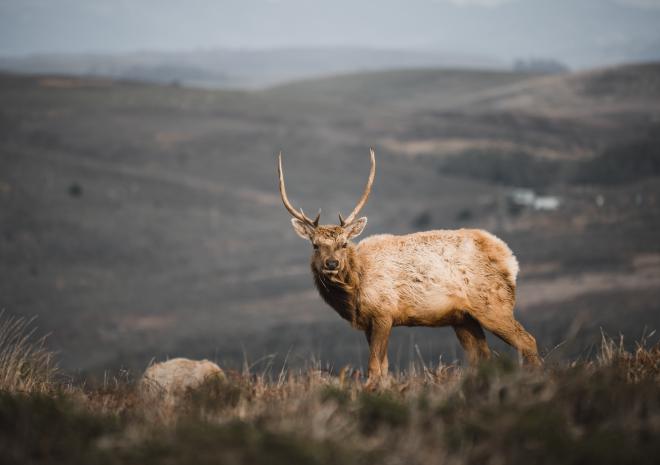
[
  {"left": 263, "top": 68, "right": 534, "bottom": 109},
  {"left": 1, "top": 63, "right": 659, "bottom": 375},
  {"left": 264, "top": 63, "right": 660, "bottom": 184}
]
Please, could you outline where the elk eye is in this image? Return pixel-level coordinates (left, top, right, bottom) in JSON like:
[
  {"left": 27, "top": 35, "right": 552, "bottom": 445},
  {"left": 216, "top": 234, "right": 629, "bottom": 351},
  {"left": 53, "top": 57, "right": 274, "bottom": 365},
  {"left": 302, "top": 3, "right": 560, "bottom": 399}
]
[
  {"left": 313, "top": 243, "right": 319, "bottom": 250},
  {"left": 342, "top": 242, "right": 348, "bottom": 248}
]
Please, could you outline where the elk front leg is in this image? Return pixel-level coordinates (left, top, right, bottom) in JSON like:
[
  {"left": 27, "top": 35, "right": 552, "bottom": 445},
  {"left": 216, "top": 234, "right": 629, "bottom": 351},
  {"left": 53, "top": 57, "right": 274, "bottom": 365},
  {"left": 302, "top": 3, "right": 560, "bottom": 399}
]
[{"left": 364, "top": 319, "right": 392, "bottom": 387}]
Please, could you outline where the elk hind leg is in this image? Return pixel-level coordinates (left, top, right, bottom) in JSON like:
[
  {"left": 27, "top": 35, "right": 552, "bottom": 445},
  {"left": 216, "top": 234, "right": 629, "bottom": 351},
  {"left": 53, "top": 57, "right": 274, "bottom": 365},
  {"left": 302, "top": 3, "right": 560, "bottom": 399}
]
[
  {"left": 477, "top": 312, "right": 541, "bottom": 366},
  {"left": 453, "top": 314, "right": 491, "bottom": 366}
]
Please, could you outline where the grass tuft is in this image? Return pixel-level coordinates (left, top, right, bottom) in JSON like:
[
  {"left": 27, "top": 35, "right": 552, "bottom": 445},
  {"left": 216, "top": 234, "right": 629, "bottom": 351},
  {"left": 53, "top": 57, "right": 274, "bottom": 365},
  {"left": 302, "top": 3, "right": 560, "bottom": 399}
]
[{"left": 0, "top": 311, "right": 58, "bottom": 394}]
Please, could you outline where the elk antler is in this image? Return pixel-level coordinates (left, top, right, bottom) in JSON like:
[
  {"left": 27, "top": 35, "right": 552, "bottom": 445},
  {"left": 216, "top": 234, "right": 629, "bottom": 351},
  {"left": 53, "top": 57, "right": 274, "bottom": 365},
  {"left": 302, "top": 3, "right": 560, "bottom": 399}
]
[
  {"left": 339, "top": 148, "right": 376, "bottom": 226},
  {"left": 278, "top": 152, "right": 321, "bottom": 227}
]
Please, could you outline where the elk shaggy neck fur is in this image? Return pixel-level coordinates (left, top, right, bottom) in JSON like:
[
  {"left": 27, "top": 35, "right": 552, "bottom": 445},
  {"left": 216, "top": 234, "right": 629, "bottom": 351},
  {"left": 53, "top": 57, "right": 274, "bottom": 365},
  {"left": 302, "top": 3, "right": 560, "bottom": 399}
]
[{"left": 313, "top": 245, "right": 364, "bottom": 329}]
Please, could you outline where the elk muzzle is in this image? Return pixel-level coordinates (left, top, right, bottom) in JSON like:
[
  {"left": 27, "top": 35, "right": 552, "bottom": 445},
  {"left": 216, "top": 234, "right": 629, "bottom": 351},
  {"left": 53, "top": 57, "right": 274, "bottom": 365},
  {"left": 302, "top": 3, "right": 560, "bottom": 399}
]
[{"left": 324, "top": 259, "right": 339, "bottom": 270}]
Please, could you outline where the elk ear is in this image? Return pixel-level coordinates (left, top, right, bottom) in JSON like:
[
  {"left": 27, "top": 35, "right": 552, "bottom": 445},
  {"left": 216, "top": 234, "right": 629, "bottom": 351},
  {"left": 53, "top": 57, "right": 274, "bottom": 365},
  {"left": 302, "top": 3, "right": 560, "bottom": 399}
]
[
  {"left": 291, "top": 218, "right": 314, "bottom": 240},
  {"left": 345, "top": 217, "right": 367, "bottom": 239}
]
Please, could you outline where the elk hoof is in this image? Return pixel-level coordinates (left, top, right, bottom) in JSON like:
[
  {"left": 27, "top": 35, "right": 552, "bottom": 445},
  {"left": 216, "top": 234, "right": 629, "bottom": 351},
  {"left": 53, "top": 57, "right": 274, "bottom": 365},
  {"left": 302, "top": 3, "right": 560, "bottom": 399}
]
[{"left": 363, "top": 376, "right": 383, "bottom": 391}]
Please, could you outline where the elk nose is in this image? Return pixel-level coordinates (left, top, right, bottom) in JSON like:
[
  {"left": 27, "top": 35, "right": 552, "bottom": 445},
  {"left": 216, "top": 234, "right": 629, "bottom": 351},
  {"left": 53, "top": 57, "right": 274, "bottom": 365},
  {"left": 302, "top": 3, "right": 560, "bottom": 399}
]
[{"left": 325, "top": 259, "right": 339, "bottom": 270}]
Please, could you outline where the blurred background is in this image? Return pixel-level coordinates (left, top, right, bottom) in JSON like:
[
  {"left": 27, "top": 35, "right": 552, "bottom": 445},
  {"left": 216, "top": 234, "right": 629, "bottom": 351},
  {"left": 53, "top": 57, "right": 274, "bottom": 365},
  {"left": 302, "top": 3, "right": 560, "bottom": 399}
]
[{"left": 1, "top": 0, "right": 659, "bottom": 378}]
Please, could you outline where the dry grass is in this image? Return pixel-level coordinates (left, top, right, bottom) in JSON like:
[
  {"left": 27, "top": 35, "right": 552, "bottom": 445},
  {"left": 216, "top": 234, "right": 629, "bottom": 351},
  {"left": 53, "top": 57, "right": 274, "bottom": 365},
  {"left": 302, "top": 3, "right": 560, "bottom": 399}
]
[
  {"left": 1, "top": 330, "right": 659, "bottom": 465},
  {"left": 0, "top": 311, "right": 58, "bottom": 393}
]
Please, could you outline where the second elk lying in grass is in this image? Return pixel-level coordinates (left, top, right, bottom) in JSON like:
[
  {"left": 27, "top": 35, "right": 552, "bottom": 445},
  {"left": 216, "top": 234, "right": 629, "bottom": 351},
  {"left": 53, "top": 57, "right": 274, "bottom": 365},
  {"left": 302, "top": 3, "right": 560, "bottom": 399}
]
[{"left": 277, "top": 149, "right": 541, "bottom": 386}]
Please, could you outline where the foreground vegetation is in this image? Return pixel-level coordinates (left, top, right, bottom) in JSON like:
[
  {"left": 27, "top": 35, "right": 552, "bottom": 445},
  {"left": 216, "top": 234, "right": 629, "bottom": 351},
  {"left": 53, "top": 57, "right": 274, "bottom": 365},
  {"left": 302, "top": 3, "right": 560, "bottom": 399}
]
[{"left": 1, "top": 316, "right": 659, "bottom": 465}]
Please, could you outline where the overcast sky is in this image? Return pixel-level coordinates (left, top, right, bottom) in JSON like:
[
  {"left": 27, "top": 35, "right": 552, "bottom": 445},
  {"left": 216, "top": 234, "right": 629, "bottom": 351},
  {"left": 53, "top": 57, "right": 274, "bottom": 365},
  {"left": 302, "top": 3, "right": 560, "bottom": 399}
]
[{"left": 1, "top": 0, "right": 659, "bottom": 67}]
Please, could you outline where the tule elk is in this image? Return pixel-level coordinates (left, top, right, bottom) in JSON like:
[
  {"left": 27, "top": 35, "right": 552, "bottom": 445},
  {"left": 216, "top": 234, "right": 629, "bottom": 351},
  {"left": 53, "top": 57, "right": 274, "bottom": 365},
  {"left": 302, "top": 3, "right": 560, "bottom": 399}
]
[{"left": 278, "top": 149, "right": 541, "bottom": 386}]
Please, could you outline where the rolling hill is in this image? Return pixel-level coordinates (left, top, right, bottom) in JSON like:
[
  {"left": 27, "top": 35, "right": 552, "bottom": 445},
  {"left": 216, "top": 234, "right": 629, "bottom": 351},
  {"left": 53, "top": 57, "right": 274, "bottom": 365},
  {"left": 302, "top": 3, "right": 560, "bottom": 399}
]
[{"left": 1, "top": 63, "right": 659, "bottom": 376}]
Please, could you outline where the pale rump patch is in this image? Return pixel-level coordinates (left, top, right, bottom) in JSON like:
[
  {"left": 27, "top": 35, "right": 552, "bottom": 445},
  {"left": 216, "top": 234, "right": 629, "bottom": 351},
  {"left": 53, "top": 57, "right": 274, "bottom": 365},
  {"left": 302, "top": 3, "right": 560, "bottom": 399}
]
[{"left": 471, "top": 229, "right": 520, "bottom": 284}]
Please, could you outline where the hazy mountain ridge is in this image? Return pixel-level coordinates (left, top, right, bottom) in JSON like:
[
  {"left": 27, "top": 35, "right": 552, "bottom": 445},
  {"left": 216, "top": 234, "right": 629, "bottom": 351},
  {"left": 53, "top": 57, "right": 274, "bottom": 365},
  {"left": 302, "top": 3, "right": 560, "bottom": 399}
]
[{"left": 0, "top": 47, "right": 506, "bottom": 89}]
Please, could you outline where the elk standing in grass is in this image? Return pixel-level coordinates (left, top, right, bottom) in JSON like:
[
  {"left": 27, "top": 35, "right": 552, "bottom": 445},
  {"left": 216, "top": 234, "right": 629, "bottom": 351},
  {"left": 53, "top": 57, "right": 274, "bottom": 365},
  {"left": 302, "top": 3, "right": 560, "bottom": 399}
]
[{"left": 278, "top": 149, "right": 540, "bottom": 386}]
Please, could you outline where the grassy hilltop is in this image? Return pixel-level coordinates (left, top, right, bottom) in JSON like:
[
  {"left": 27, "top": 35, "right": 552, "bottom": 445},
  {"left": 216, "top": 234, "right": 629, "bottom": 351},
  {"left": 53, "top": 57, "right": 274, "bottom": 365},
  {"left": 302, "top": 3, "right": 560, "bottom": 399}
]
[{"left": 1, "top": 313, "right": 659, "bottom": 465}]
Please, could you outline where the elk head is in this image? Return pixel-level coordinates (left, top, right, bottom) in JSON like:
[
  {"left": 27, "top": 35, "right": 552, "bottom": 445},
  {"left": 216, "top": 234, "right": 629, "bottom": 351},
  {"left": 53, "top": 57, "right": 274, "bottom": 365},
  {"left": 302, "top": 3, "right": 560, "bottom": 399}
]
[{"left": 278, "top": 149, "right": 376, "bottom": 276}]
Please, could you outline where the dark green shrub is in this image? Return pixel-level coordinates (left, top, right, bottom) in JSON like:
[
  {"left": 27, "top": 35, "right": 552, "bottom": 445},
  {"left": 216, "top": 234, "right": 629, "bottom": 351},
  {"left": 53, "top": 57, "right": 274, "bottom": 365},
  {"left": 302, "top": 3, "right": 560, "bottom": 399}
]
[{"left": 358, "top": 392, "right": 409, "bottom": 434}]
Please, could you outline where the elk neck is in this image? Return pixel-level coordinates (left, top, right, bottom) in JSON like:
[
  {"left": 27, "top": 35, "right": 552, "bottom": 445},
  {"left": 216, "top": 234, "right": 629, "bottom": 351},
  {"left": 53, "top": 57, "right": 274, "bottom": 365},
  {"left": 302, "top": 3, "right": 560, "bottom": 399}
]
[{"left": 312, "top": 245, "right": 365, "bottom": 329}]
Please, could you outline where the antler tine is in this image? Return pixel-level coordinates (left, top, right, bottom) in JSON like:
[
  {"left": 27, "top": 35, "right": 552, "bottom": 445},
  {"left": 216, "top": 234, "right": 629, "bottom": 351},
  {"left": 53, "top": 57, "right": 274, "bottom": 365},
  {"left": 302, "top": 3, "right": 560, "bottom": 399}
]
[
  {"left": 278, "top": 152, "right": 318, "bottom": 226},
  {"left": 340, "top": 148, "right": 376, "bottom": 226},
  {"left": 301, "top": 208, "right": 321, "bottom": 227}
]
